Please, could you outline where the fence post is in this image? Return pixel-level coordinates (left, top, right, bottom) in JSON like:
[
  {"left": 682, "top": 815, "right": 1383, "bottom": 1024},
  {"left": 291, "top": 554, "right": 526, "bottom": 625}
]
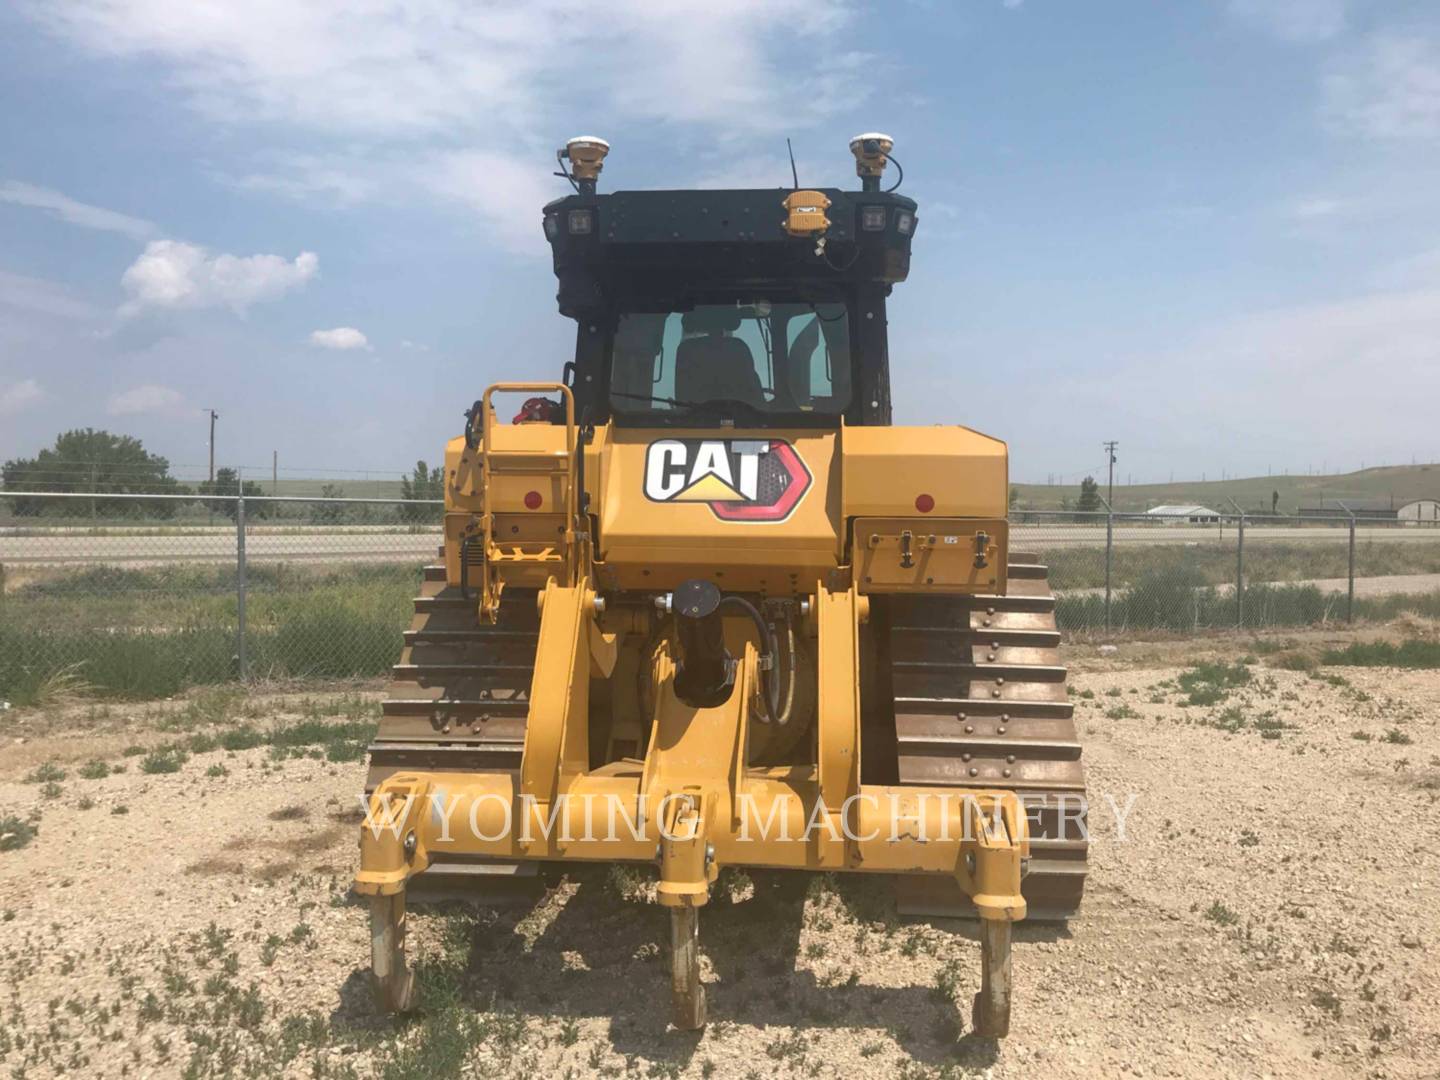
[
  {"left": 1347, "top": 516, "right": 1356, "bottom": 624},
  {"left": 1225, "top": 498, "right": 1245, "bottom": 630},
  {"left": 236, "top": 482, "right": 248, "bottom": 681},
  {"left": 1235, "top": 513, "right": 1244, "bottom": 628},
  {"left": 1100, "top": 499, "right": 1114, "bottom": 634}
]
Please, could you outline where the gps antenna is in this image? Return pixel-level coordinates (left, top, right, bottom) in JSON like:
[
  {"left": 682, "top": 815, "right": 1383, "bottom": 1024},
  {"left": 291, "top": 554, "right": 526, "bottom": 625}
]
[{"left": 787, "top": 138, "right": 799, "bottom": 189}]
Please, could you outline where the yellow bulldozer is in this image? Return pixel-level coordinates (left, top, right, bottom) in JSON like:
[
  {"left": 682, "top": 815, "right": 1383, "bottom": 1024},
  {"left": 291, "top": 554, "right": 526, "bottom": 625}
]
[{"left": 355, "top": 134, "right": 1087, "bottom": 1038}]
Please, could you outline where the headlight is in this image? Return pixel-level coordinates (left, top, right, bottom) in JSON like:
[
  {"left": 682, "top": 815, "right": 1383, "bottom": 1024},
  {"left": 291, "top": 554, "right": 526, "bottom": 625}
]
[
  {"left": 567, "top": 209, "right": 594, "bottom": 235},
  {"left": 860, "top": 205, "right": 887, "bottom": 231},
  {"left": 896, "top": 211, "right": 915, "bottom": 236}
]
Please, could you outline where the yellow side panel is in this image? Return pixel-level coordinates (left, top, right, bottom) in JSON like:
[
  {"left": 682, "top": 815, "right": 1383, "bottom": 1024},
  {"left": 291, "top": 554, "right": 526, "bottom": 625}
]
[
  {"left": 842, "top": 425, "right": 1008, "bottom": 519},
  {"left": 855, "top": 517, "right": 1008, "bottom": 594}
]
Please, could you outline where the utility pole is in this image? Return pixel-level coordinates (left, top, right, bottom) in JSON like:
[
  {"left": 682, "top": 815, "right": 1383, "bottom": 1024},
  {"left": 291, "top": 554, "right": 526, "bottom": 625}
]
[
  {"left": 207, "top": 410, "right": 220, "bottom": 483},
  {"left": 1103, "top": 440, "right": 1119, "bottom": 507}
]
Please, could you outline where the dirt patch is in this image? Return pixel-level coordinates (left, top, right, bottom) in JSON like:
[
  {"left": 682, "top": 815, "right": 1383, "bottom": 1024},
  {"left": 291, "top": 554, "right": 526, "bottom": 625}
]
[{"left": 1, "top": 635, "right": 1437, "bottom": 1078}]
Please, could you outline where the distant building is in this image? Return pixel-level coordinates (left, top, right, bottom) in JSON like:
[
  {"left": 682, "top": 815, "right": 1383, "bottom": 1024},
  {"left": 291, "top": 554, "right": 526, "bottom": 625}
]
[
  {"left": 1398, "top": 499, "right": 1440, "bottom": 525},
  {"left": 1298, "top": 498, "right": 1400, "bottom": 520},
  {"left": 1146, "top": 504, "right": 1221, "bottom": 523}
]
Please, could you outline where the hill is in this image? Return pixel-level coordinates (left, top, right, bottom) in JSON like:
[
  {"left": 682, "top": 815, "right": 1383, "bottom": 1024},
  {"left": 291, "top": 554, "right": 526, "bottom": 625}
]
[{"left": 1013, "top": 463, "right": 1440, "bottom": 514}]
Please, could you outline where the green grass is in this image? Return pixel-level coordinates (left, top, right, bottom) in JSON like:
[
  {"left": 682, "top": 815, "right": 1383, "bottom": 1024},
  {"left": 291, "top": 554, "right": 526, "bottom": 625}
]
[
  {"left": 1320, "top": 640, "right": 1440, "bottom": 668},
  {"left": 1041, "top": 539, "right": 1440, "bottom": 593},
  {"left": 0, "top": 561, "right": 419, "bottom": 702}
]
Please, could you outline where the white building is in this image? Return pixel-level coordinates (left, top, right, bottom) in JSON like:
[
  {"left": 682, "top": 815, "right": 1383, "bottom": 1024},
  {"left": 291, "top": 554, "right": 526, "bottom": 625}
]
[
  {"left": 1145, "top": 504, "right": 1221, "bottom": 524},
  {"left": 1398, "top": 499, "right": 1440, "bottom": 525}
]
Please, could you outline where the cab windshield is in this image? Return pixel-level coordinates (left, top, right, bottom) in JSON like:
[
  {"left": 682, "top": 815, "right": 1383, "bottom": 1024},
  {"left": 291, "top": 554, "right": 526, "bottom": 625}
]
[{"left": 608, "top": 300, "right": 852, "bottom": 421}]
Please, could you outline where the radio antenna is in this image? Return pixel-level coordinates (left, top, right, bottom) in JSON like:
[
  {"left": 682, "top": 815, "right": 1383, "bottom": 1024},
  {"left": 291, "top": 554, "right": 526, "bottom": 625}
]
[{"left": 786, "top": 137, "right": 799, "bottom": 189}]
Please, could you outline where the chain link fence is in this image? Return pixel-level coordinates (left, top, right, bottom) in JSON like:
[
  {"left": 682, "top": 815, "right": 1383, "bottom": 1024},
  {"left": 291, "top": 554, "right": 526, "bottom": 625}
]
[
  {"left": 1, "top": 491, "right": 440, "bottom": 703},
  {"left": 1018, "top": 509, "right": 1440, "bottom": 637},
  {"left": 4, "top": 494, "right": 1440, "bottom": 703}
]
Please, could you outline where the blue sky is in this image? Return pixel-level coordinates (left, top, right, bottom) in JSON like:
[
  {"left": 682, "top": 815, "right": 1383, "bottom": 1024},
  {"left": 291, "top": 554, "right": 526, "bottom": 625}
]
[{"left": 2, "top": 0, "right": 1438, "bottom": 487}]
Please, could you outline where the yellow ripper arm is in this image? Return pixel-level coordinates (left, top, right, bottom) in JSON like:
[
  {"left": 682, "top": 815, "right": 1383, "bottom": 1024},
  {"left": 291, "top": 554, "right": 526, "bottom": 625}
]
[{"left": 355, "top": 579, "right": 1027, "bottom": 1035}]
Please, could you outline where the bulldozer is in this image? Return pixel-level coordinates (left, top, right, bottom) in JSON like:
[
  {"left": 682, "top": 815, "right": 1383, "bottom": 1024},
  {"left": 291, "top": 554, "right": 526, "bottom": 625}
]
[{"left": 355, "top": 134, "right": 1087, "bottom": 1038}]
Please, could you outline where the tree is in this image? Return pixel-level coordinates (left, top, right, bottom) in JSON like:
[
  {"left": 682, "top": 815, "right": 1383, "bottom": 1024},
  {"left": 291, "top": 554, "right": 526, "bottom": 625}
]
[
  {"left": 1009, "top": 486, "right": 1020, "bottom": 510},
  {"left": 399, "top": 460, "right": 444, "bottom": 523},
  {"left": 2, "top": 428, "right": 185, "bottom": 517},
  {"left": 1077, "top": 475, "right": 1102, "bottom": 514},
  {"left": 313, "top": 483, "right": 347, "bottom": 524},
  {"left": 197, "top": 467, "right": 268, "bottom": 519},
  {"left": 1271, "top": 490, "right": 1280, "bottom": 515}
]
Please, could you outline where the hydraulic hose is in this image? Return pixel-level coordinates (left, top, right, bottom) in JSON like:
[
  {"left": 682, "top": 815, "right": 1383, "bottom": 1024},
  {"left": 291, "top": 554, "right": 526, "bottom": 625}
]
[{"left": 718, "top": 595, "right": 781, "bottom": 723}]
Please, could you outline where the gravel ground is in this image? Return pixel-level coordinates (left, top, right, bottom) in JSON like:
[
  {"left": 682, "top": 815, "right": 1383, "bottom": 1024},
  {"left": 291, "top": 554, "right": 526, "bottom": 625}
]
[{"left": 1, "top": 635, "right": 1437, "bottom": 1079}]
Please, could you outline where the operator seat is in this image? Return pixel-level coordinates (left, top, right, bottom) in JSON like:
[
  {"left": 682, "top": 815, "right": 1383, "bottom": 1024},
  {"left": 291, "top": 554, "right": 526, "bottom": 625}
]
[{"left": 674, "top": 309, "right": 764, "bottom": 405}]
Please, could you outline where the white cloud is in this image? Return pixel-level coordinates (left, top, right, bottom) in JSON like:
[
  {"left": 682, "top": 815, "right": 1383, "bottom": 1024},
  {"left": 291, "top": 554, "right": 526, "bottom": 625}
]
[
  {"left": 25, "top": 1, "right": 868, "bottom": 249},
  {"left": 119, "top": 240, "right": 318, "bottom": 316},
  {"left": 309, "top": 326, "right": 369, "bottom": 350},
  {"left": 419, "top": 150, "right": 559, "bottom": 254},
  {"left": 1325, "top": 33, "right": 1440, "bottom": 138},
  {"left": 0, "top": 180, "right": 156, "bottom": 238},
  {"left": 1228, "top": 0, "right": 1347, "bottom": 43},
  {"left": 107, "top": 384, "right": 185, "bottom": 415},
  {"left": 28, "top": 1, "right": 857, "bottom": 136},
  {"left": 0, "top": 378, "right": 46, "bottom": 416}
]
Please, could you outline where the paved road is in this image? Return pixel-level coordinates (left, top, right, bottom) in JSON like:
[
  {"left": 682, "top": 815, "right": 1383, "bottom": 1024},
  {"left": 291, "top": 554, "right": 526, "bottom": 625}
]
[
  {"left": 0, "top": 529, "right": 441, "bottom": 567},
  {"left": 1012, "top": 524, "right": 1440, "bottom": 548},
  {"left": 0, "top": 523, "right": 1436, "bottom": 568},
  {"left": 1058, "top": 572, "right": 1440, "bottom": 600}
]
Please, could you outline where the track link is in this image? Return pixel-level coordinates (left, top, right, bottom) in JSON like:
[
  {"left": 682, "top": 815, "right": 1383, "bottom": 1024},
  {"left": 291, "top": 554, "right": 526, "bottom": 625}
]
[
  {"left": 890, "top": 552, "right": 1088, "bottom": 921},
  {"left": 366, "top": 559, "right": 538, "bottom": 884}
]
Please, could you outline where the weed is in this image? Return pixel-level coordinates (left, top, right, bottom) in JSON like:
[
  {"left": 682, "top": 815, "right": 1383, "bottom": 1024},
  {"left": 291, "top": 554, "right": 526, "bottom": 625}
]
[
  {"left": 78, "top": 759, "right": 111, "bottom": 780},
  {"left": 1322, "top": 639, "right": 1440, "bottom": 669},
  {"left": 1178, "top": 662, "right": 1251, "bottom": 706},
  {"left": 220, "top": 727, "right": 265, "bottom": 751},
  {"left": 76, "top": 794, "right": 96, "bottom": 811},
  {"left": 1351, "top": 730, "right": 1373, "bottom": 742},
  {"left": 1310, "top": 987, "right": 1342, "bottom": 1018},
  {"left": 259, "top": 934, "right": 283, "bottom": 967},
  {"left": 1252, "top": 713, "right": 1296, "bottom": 740},
  {"left": 111, "top": 805, "right": 129, "bottom": 815},
  {"left": 1238, "top": 829, "right": 1260, "bottom": 848},
  {"left": 1105, "top": 703, "right": 1140, "bottom": 720},
  {"left": 1205, "top": 706, "right": 1247, "bottom": 734},
  {"left": 1270, "top": 649, "right": 1318, "bottom": 672},
  {"left": 24, "top": 761, "right": 67, "bottom": 784},
  {"left": 140, "top": 748, "right": 187, "bottom": 774},
  {"left": 1203, "top": 901, "right": 1239, "bottom": 927},
  {"left": 1383, "top": 728, "right": 1413, "bottom": 746},
  {"left": 205, "top": 763, "right": 229, "bottom": 778},
  {"left": 0, "top": 815, "right": 39, "bottom": 851},
  {"left": 40, "top": 781, "right": 64, "bottom": 799}
]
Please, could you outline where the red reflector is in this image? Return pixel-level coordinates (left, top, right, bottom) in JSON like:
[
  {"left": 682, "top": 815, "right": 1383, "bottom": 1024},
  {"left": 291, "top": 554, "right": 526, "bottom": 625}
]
[
  {"left": 524, "top": 490, "right": 543, "bottom": 510},
  {"left": 915, "top": 494, "right": 935, "bottom": 513}
]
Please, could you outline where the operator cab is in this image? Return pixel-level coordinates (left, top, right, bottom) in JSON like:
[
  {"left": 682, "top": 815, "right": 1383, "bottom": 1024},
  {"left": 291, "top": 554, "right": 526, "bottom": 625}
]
[{"left": 542, "top": 135, "right": 916, "bottom": 428}]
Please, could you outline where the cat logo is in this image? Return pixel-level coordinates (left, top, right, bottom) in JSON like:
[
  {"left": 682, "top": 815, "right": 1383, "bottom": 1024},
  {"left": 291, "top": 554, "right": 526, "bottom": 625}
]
[{"left": 643, "top": 438, "right": 812, "bottom": 522}]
